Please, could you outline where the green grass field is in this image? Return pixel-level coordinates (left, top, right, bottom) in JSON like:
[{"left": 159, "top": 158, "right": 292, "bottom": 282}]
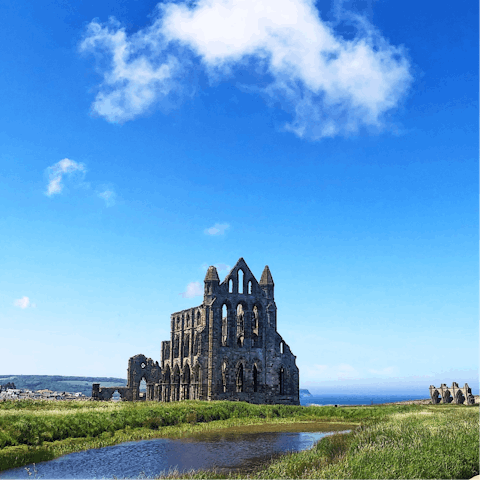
[{"left": 0, "top": 400, "right": 477, "bottom": 479}]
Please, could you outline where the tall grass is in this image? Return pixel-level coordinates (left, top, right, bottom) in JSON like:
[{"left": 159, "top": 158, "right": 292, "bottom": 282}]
[
  {"left": 0, "top": 399, "right": 407, "bottom": 451},
  {"left": 2, "top": 400, "right": 475, "bottom": 479},
  {"left": 250, "top": 405, "right": 479, "bottom": 479},
  {"left": 0, "top": 399, "right": 376, "bottom": 471}
]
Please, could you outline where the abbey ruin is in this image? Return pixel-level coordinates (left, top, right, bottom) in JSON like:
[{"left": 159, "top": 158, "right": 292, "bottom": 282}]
[
  {"left": 93, "top": 258, "right": 300, "bottom": 405},
  {"left": 429, "top": 383, "right": 475, "bottom": 404}
]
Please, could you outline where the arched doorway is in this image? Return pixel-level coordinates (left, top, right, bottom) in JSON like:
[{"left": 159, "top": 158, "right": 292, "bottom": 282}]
[
  {"left": 139, "top": 379, "right": 147, "bottom": 400},
  {"left": 172, "top": 365, "right": 180, "bottom": 401},
  {"left": 182, "top": 364, "right": 191, "bottom": 400},
  {"left": 236, "top": 364, "right": 244, "bottom": 393},
  {"left": 253, "top": 365, "right": 258, "bottom": 393},
  {"left": 192, "top": 364, "right": 200, "bottom": 399},
  {"left": 163, "top": 365, "right": 171, "bottom": 402}
]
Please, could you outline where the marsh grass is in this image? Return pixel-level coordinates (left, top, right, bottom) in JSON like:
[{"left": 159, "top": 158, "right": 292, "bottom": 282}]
[
  {"left": 0, "top": 400, "right": 370, "bottom": 471},
  {"left": 1, "top": 400, "right": 477, "bottom": 479},
  {"left": 247, "top": 405, "right": 479, "bottom": 479}
]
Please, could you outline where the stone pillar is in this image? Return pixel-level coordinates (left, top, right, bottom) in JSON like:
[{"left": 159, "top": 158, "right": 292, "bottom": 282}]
[
  {"left": 207, "top": 306, "right": 214, "bottom": 400},
  {"left": 146, "top": 383, "right": 154, "bottom": 401}
]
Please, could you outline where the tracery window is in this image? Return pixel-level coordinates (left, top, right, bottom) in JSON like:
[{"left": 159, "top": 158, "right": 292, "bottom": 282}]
[
  {"left": 252, "top": 305, "right": 260, "bottom": 347},
  {"left": 236, "top": 304, "right": 244, "bottom": 347},
  {"left": 222, "top": 304, "right": 228, "bottom": 346}
]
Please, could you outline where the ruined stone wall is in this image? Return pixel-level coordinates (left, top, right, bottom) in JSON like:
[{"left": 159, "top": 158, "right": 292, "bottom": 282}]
[
  {"left": 91, "top": 384, "right": 133, "bottom": 401},
  {"left": 429, "top": 383, "right": 475, "bottom": 404},
  {"left": 127, "top": 354, "right": 162, "bottom": 400}
]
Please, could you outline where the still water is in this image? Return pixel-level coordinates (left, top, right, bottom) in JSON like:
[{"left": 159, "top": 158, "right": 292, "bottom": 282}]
[{"left": 1, "top": 423, "right": 350, "bottom": 479}]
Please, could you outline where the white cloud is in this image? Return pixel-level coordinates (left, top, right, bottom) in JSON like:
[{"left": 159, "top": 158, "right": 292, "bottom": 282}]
[
  {"left": 45, "top": 158, "right": 86, "bottom": 196},
  {"left": 204, "top": 223, "right": 229, "bottom": 236},
  {"left": 97, "top": 187, "right": 116, "bottom": 207},
  {"left": 14, "top": 296, "right": 35, "bottom": 309},
  {"left": 180, "top": 281, "right": 203, "bottom": 298},
  {"left": 45, "top": 160, "right": 117, "bottom": 206},
  {"left": 80, "top": 18, "right": 182, "bottom": 123},
  {"left": 81, "top": 0, "right": 412, "bottom": 138},
  {"left": 215, "top": 263, "right": 230, "bottom": 272},
  {"left": 201, "top": 262, "right": 231, "bottom": 272}
]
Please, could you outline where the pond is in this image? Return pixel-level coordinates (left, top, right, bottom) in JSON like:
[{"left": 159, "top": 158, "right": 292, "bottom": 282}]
[{"left": 1, "top": 423, "right": 351, "bottom": 479}]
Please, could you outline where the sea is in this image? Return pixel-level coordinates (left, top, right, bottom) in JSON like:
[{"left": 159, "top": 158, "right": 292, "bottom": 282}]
[{"left": 299, "top": 392, "right": 429, "bottom": 406}]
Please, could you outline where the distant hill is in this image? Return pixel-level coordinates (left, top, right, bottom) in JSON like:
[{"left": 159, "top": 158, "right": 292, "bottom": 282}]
[
  {"left": 1, "top": 375, "right": 313, "bottom": 398},
  {"left": 0, "top": 375, "right": 127, "bottom": 397}
]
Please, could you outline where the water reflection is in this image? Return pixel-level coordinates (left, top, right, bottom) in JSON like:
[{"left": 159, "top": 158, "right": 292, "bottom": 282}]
[{"left": 1, "top": 424, "right": 351, "bottom": 479}]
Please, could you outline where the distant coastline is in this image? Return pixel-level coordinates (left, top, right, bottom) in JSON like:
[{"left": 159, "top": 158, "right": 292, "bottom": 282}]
[
  {"left": 0, "top": 375, "right": 127, "bottom": 398},
  {"left": 2, "top": 376, "right": 478, "bottom": 406}
]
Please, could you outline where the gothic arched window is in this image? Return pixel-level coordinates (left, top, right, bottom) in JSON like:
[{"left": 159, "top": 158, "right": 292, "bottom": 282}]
[
  {"left": 238, "top": 270, "right": 244, "bottom": 294},
  {"left": 236, "top": 364, "right": 244, "bottom": 393},
  {"left": 236, "top": 304, "right": 244, "bottom": 347},
  {"left": 222, "top": 304, "right": 228, "bottom": 346}
]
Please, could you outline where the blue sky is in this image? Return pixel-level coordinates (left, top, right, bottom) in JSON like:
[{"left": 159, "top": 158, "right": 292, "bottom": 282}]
[{"left": 1, "top": 0, "right": 477, "bottom": 394}]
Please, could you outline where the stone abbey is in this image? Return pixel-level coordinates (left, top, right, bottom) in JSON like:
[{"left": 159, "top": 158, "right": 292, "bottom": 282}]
[{"left": 93, "top": 258, "right": 300, "bottom": 404}]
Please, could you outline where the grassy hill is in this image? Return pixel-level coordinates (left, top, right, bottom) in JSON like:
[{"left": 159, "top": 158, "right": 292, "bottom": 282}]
[{"left": 0, "top": 375, "right": 127, "bottom": 397}]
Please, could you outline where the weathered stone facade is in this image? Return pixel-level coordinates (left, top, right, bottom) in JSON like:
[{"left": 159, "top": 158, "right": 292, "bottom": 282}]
[
  {"left": 429, "top": 383, "right": 475, "bottom": 404},
  {"left": 93, "top": 258, "right": 299, "bottom": 405},
  {"left": 92, "top": 355, "right": 162, "bottom": 401}
]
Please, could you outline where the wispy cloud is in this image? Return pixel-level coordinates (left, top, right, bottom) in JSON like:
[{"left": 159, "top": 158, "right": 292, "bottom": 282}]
[
  {"left": 45, "top": 158, "right": 86, "bottom": 196},
  {"left": 201, "top": 262, "right": 231, "bottom": 274},
  {"left": 180, "top": 281, "right": 203, "bottom": 298},
  {"left": 214, "top": 263, "right": 230, "bottom": 272},
  {"left": 97, "top": 186, "right": 116, "bottom": 207},
  {"left": 45, "top": 159, "right": 116, "bottom": 206},
  {"left": 13, "top": 296, "right": 35, "bottom": 309},
  {"left": 204, "top": 223, "right": 229, "bottom": 236},
  {"left": 81, "top": 0, "right": 412, "bottom": 138}
]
